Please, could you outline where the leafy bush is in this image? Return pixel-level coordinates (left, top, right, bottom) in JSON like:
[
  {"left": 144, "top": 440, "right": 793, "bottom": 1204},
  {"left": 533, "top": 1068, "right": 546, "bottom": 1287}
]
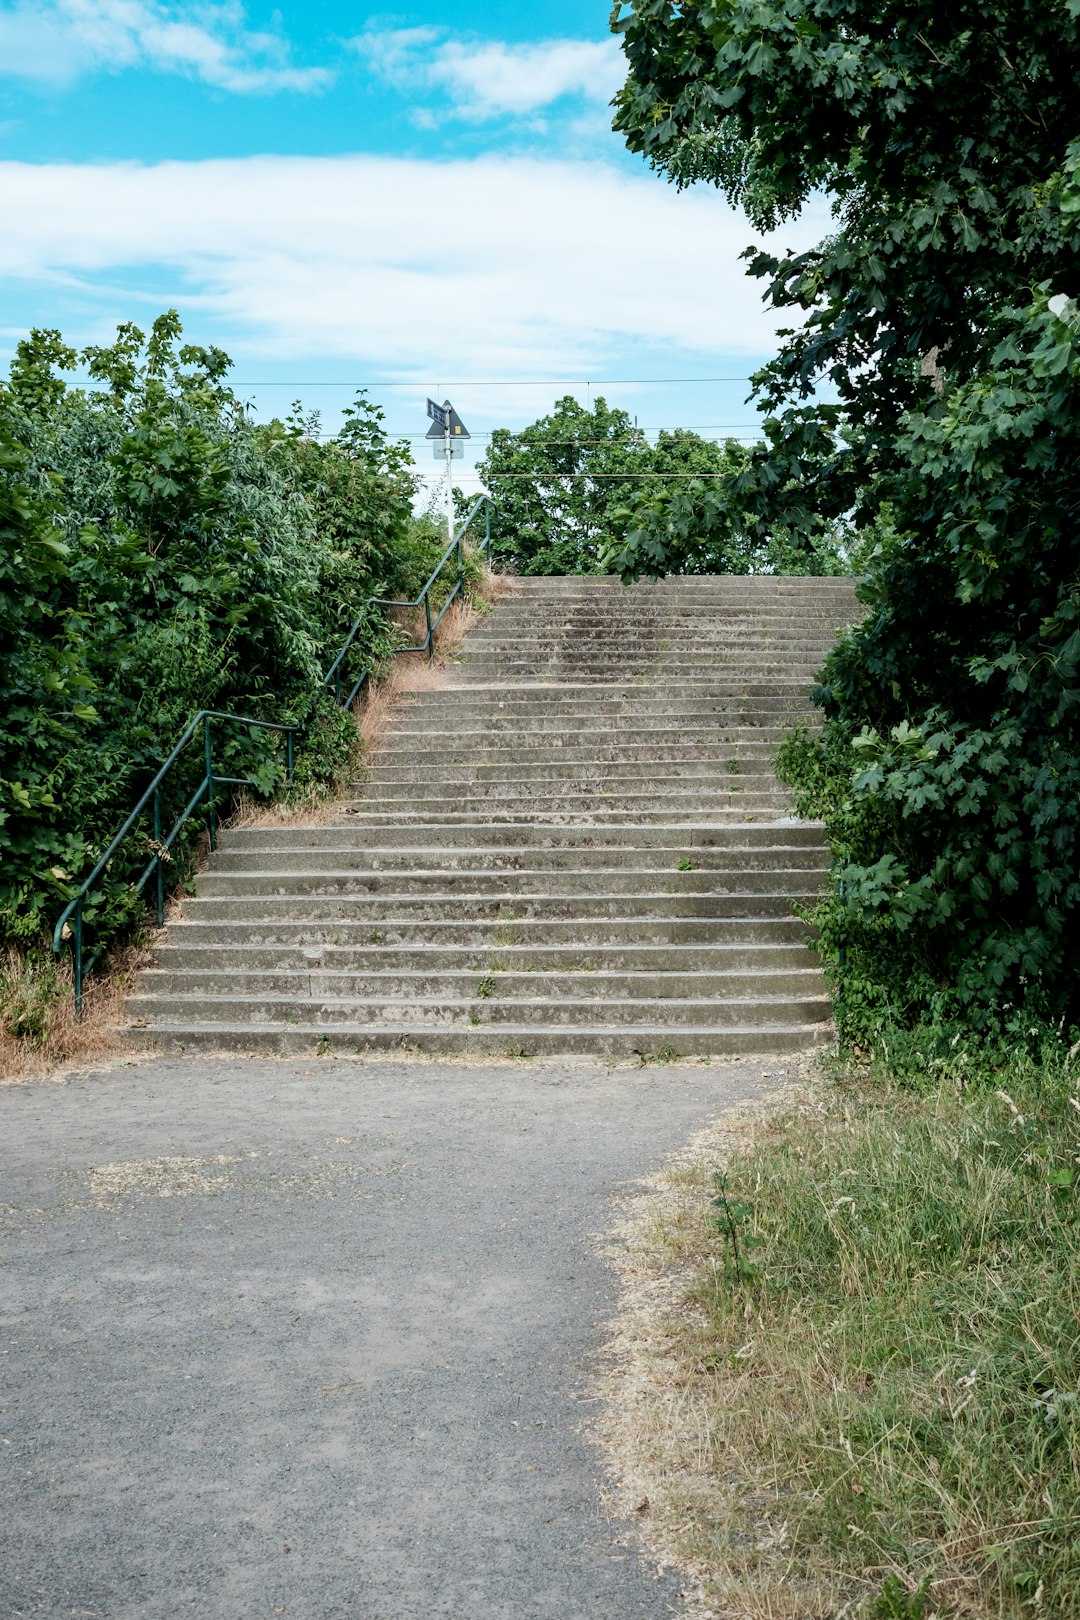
[
  {"left": 609, "top": 3, "right": 1080, "bottom": 1042},
  {"left": 778, "top": 290, "right": 1080, "bottom": 1043},
  {"left": 0, "top": 311, "right": 452, "bottom": 964}
]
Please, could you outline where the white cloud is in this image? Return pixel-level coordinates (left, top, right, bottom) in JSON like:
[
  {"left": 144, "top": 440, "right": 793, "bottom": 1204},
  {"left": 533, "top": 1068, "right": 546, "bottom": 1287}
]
[
  {"left": 0, "top": 0, "right": 331, "bottom": 92},
  {"left": 0, "top": 153, "right": 826, "bottom": 373},
  {"left": 355, "top": 28, "right": 623, "bottom": 121}
]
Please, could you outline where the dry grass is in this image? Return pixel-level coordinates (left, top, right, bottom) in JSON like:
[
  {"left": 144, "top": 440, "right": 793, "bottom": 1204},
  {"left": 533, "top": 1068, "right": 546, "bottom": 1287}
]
[
  {"left": 593, "top": 1060, "right": 836, "bottom": 1620},
  {"left": 0, "top": 939, "right": 149, "bottom": 1084}
]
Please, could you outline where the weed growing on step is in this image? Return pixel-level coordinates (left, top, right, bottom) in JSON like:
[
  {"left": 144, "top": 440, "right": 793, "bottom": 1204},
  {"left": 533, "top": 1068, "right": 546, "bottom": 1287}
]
[
  {"left": 726, "top": 757, "right": 741, "bottom": 774},
  {"left": 634, "top": 1043, "right": 681, "bottom": 1066},
  {"left": 676, "top": 857, "right": 694, "bottom": 871},
  {"left": 475, "top": 976, "right": 496, "bottom": 999},
  {"left": 505, "top": 1043, "right": 533, "bottom": 1060}
]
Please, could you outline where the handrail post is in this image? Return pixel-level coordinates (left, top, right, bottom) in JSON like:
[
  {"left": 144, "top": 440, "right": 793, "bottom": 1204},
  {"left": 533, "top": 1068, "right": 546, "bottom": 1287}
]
[
  {"left": 457, "top": 530, "right": 463, "bottom": 595},
  {"left": 153, "top": 787, "right": 164, "bottom": 925},
  {"left": 424, "top": 593, "right": 434, "bottom": 660},
  {"left": 484, "top": 499, "right": 491, "bottom": 564},
  {"left": 73, "top": 898, "right": 83, "bottom": 1018},
  {"left": 286, "top": 731, "right": 295, "bottom": 785},
  {"left": 203, "top": 713, "right": 217, "bottom": 851}
]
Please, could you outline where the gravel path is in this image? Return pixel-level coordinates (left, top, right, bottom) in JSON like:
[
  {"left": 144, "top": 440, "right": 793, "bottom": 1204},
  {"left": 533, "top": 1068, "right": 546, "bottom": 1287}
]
[{"left": 0, "top": 1054, "right": 780, "bottom": 1619}]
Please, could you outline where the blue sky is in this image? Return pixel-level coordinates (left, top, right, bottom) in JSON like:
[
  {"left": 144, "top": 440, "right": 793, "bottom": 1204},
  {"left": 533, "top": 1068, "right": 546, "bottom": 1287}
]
[{"left": 0, "top": 1, "right": 823, "bottom": 493}]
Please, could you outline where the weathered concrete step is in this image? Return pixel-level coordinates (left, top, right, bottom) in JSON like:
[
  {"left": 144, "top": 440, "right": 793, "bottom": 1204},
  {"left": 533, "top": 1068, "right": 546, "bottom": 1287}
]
[
  {"left": 182, "top": 892, "right": 813, "bottom": 922},
  {"left": 338, "top": 807, "right": 800, "bottom": 826},
  {"left": 342, "top": 796, "right": 791, "bottom": 818},
  {"left": 167, "top": 917, "right": 809, "bottom": 947},
  {"left": 360, "top": 765, "right": 784, "bottom": 789},
  {"left": 394, "top": 695, "right": 815, "bottom": 716},
  {"left": 192, "top": 867, "right": 826, "bottom": 898},
  {"left": 218, "top": 821, "right": 826, "bottom": 850},
  {"left": 155, "top": 941, "right": 817, "bottom": 972},
  {"left": 126, "top": 1022, "right": 832, "bottom": 1059},
  {"left": 127, "top": 991, "right": 830, "bottom": 1029},
  {"left": 448, "top": 677, "right": 817, "bottom": 694},
  {"left": 372, "top": 739, "right": 788, "bottom": 765},
  {"left": 143, "top": 967, "right": 824, "bottom": 999},
  {"left": 207, "top": 846, "right": 828, "bottom": 874}
]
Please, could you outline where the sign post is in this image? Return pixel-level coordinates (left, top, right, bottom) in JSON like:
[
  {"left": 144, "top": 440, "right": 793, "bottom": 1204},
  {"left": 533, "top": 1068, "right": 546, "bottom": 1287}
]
[{"left": 426, "top": 398, "right": 470, "bottom": 541}]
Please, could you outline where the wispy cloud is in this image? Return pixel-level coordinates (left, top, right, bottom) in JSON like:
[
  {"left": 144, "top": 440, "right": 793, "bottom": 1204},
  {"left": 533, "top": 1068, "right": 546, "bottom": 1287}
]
[
  {"left": 0, "top": 0, "right": 332, "bottom": 93},
  {"left": 354, "top": 27, "right": 623, "bottom": 121},
  {"left": 0, "top": 153, "right": 825, "bottom": 373}
]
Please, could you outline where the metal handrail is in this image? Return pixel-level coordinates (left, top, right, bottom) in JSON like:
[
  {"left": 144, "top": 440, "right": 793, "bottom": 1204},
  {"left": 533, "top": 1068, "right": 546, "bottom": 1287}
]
[
  {"left": 324, "top": 494, "right": 493, "bottom": 705},
  {"left": 52, "top": 495, "right": 494, "bottom": 1012},
  {"left": 52, "top": 711, "right": 297, "bottom": 1013}
]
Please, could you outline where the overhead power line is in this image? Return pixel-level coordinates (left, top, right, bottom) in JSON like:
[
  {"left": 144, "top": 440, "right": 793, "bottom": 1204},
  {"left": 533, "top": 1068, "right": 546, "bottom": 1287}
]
[{"left": 224, "top": 377, "right": 756, "bottom": 388}]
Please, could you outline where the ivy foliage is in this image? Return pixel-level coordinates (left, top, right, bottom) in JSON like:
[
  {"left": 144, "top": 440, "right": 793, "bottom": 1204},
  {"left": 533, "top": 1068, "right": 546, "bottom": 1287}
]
[
  {"left": 610, "top": 1, "right": 1080, "bottom": 1039},
  {"left": 0, "top": 312, "right": 448, "bottom": 956}
]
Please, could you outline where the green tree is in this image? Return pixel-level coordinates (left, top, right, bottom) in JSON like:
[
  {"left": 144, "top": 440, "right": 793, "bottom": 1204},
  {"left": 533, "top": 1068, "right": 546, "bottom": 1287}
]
[
  {"left": 610, "top": 2, "right": 1080, "bottom": 1039},
  {"left": 476, "top": 396, "right": 752, "bottom": 573}
]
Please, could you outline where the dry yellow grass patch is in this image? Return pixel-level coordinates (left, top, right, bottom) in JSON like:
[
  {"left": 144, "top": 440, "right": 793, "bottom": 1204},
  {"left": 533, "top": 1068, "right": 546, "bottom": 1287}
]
[
  {"left": 592, "top": 1060, "right": 851, "bottom": 1620},
  {"left": 0, "top": 939, "right": 148, "bottom": 1084}
]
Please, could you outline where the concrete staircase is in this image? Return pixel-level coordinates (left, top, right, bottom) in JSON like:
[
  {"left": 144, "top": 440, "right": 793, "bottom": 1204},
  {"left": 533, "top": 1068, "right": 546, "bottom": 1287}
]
[{"left": 127, "top": 575, "right": 859, "bottom": 1058}]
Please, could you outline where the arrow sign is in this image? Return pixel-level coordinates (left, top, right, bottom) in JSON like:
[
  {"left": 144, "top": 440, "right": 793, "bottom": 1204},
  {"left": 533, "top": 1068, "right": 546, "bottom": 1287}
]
[{"left": 425, "top": 400, "right": 470, "bottom": 441}]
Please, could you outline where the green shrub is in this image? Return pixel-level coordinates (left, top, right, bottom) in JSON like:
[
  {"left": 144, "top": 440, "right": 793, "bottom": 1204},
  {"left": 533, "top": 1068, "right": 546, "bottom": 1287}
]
[{"left": 0, "top": 311, "right": 454, "bottom": 967}]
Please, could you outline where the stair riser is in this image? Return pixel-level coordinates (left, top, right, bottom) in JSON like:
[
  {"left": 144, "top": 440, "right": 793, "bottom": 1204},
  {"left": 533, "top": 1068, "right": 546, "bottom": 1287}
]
[
  {"left": 128, "top": 1026, "right": 832, "bottom": 1058},
  {"left": 362, "top": 761, "right": 786, "bottom": 780},
  {"left": 217, "top": 823, "right": 827, "bottom": 850},
  {"left": 165, "top": 919, "right": 810, "bottom": 946},
  {"left": 181, "top": 895, "right": 813, "bottom": 921},
  {"left": 128, "top": 994, "right": 831, "bottom": 1030},
  {"left": 144, "top": 969, "right": 824, "bottom": 999},
  {"left": 372, "top": 744, "right": 788, "bottom": 766},
  {"left": 207, "top": 848, "right": 829, "bottom": 874},
  {"left": 155, "top": 943, "right": 819, "bottom": 972},
  {"left": 193, "top": 870, "right": 826, "bottom": 898}
]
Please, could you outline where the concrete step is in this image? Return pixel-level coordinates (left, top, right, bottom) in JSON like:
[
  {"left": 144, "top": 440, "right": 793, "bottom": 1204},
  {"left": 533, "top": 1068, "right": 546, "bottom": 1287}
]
[
  {"left": 128, "top": 990, "right": 831, "bottom": 1030},
  {"left": 127, "top": 1022, "right": 832, "bottom": 1058},
  {"left": 182, "top": 891, "right": 816, "bottom": 921},
  {"left": 359, "top": 764, "right": 785, "bottom": 789},
  {"left": 165, "top": 917, "right": 810, "bottom": 947},
  {"left": 154, "top": 942, "right": 817, "bottom": 972},
  {"left": 206, "top": 846, "right": 828, "bottom": 874},
  {"left": 192, "top": 867, "right": 826, "bottom": 898},
  {"left": 142, "top": 966, "right": 824, "bottom": 999},
  {"left": 217, "top": 822, "right": 826, "bottom": 850}
]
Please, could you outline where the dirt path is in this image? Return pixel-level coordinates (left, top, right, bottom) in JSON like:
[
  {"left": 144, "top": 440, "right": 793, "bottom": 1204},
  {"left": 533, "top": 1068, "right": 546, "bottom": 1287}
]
[{"left": 0, "top": 1054, "right": 787, "bottom": 1619}]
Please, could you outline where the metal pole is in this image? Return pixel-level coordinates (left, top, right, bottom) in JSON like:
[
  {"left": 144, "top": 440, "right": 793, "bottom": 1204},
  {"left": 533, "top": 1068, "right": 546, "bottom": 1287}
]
[
  {"left": 153, "top": 787, "right": 164, "bottom": 925},
  {"left": 286, "top": 731, "right": 295, "bottom": 785},
  {"left": 73, "top": 898, "right": 83, "bottom": 1018},
  {"left": 484, "top": 499, "right": 491, "bottom": 565},
  {"left": 424, "top": 594, "right": 434, "bottom": 660},
  {"left": 204, "top": 713, "right": 216, "bottom": 851},
  {"left": 444, "top": 405, "right": 453, "bottom": 543}
]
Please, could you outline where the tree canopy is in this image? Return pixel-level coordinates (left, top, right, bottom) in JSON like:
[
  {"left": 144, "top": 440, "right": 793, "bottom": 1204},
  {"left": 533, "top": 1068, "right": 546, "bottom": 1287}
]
[{"left": 610, "top": 0, "right": 1080, "bottom": 1042}]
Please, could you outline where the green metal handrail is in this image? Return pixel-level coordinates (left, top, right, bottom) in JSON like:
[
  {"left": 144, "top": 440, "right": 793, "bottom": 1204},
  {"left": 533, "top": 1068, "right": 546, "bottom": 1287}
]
[
  {"left": 52, "top": 711, "right": 297, "bottom": 1013},
  {"left": 52, "top": 495, "right": 494, "bottom": 1013},
  {"left": 324, "top": 494, "right": 493, "bottom": 705}
]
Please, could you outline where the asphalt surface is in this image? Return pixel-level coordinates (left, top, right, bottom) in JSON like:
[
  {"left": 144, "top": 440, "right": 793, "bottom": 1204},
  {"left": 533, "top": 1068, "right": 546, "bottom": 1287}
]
[{"left": 0, "top": 1054, "right": 779, "bottom": 1620}]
